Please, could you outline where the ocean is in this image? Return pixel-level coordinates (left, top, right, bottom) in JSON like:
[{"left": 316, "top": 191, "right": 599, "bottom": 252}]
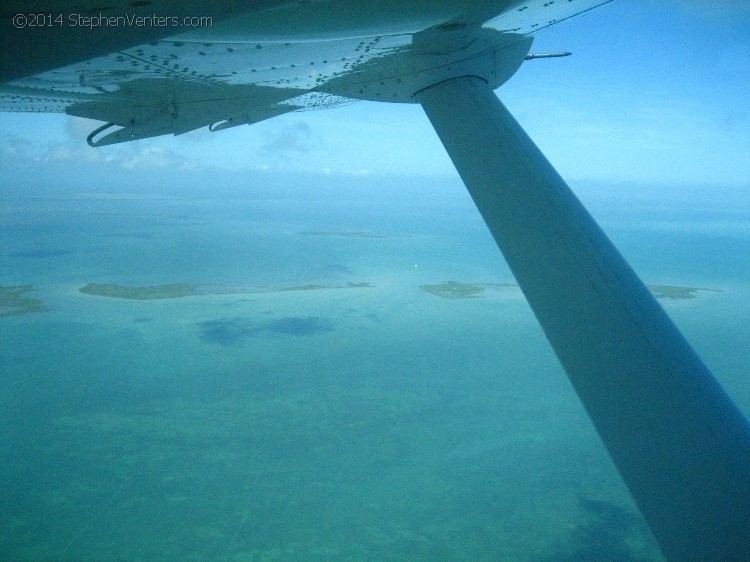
[{"left": 1, "top": 169, "right": 748, "bottom": 561}]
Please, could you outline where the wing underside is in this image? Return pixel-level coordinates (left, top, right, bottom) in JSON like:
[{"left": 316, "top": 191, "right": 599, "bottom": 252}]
[{"left": 0, "top": 0, "right": 610, "bottom": 143}]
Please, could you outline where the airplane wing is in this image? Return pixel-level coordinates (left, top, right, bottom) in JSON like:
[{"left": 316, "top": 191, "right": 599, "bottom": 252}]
[{"left": 1, "top": 0, "right": 609, "bottom": 145}]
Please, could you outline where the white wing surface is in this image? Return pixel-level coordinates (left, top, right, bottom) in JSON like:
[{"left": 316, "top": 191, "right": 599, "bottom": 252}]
[{"left": 1, "top": 0, "right": 609, "bottom": 143}]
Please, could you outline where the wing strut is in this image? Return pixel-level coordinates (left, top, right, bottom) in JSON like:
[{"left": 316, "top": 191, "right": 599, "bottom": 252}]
[{"left": 417, "top": 76, "right": 750, "bottom": 561}]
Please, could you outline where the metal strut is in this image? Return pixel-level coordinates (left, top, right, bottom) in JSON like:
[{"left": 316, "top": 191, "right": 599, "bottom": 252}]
[{"left": 416, "top": 76, "right": 750, "bottom": 562}]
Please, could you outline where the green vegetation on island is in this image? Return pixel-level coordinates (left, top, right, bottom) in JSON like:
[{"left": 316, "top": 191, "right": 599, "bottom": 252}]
[
  {"left": 79, "top": 281, "right": 374, "bottom": 300},
  {"left": 0, "top": 285, "right": 47, "bottom": 317},
  {"left": 80, "top": 283, "right": 206, "bottom": 300},
  {"left": 647, "top": 284, "right": 722, "bottom": 300},
  {"left": 421, "top": 281, "right": 486, "bottom": 299},
  {"left": 420, "top": 281, "right": 516, "bottom": 299},
  {"left": 419, "top": 281, "right": 721, "bottom": 301}
]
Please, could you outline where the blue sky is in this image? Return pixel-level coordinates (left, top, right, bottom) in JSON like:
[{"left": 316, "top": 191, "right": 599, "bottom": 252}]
[{"left": 1, "top": 1, "right": 749, "bottom": 187}]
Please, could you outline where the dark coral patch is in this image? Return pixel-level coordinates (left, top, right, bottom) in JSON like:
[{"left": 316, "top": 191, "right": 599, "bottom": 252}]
[
  {"left": 198, "top": 316, "right": 333, "bottom": 345},
  {"left": 544, "top": 497, "right": 652, "bottom": 562},
  {"left": 197, "top": 317, "right": 257, "bottom": 346},
  {"left": 267, "top": 316, "right": 333, "bottom": 336}
]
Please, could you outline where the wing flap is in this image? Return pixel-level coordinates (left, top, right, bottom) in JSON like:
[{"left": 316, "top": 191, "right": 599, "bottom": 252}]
[{"left": 67, "top": 80, "right": 301, "bottom": 143}]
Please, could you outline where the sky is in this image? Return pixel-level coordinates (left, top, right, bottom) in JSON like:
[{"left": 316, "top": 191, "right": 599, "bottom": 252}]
[{"left": 1, "top": 0, "right": 749, "bottom": 188}]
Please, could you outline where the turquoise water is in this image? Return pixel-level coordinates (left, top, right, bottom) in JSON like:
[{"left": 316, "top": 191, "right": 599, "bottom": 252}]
[{"left": 1, "top": 172, "right": 748, "bottom": 561}]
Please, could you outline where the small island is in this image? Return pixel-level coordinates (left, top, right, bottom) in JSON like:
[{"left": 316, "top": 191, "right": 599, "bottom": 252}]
[
  {"left": 0, "top": 285, "right": 47, "bottom": 317},
  {"left": 79, "top": 281, "right": 374, "bottom": 300},
  {"left": 79, "top": 283, "right": 214, "bottom": 300},
  {"left": 281, "top": 281, "right": 374, "bottom": 292},
  {"left": 647, "top": 284, "right": 722, "bottom": 300},
  {"left": 296, "top": 230, "right": 395, "bottom": 239},
  {"left": 420, "top": 281, "right": 516, "bottom": 299}
]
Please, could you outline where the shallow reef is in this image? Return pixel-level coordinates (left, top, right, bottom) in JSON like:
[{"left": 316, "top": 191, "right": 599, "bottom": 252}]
[
  {"left": 544, "top": 497, "right": 655, "bottom": 562},
  {"left": 647, "top": 284, "right": 721, "bottom": 300},
  {"left": 267, "top": 316, "right": 333, "bottom": 336},
  {"left": 198, "top": 315, "right": 333, "bottom": 345},
  {"left": 0, "top": 285, "right": 47, "bottom": 317},
  {"left": 197, "top": 317, "right": 257, "bottom": 345}
]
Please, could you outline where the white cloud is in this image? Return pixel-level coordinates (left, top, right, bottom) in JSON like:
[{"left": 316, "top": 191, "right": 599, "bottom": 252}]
[
  {"left": 110, "top": 145, "right": 199, "bottom": 171},
  {"left": 1, "top": 129, "right": 200, "bottom": 172}
]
